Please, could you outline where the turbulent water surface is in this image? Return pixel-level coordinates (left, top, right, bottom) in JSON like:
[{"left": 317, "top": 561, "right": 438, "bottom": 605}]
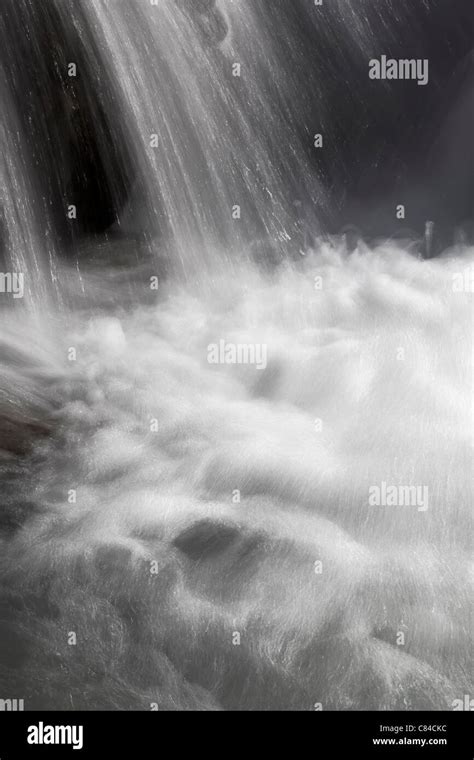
[
  {"left": 0, "top": 242, "right": 472, "bottom": 710},
  {"left": 0, "top": 0, "right": 472, "bottom": 711}
]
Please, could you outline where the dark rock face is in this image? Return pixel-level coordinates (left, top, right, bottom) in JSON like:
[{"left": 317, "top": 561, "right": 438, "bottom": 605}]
[
  {"left": 173, "top": 519, "right": 241, "bottom": 561},
  {"left": 269, "top": 0, "right": 474, "bottom": 243},
  {"left": 0, "top": 0, "right": 133, "bottom": 246}
]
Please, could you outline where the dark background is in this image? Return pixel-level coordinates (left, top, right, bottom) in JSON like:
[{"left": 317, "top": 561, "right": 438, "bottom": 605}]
[
  {"left": 1, "top": 0, "right": 472, "bottom": 254},
  {"left": 258, "top": 0, "right": 473, "bottom": 245}
]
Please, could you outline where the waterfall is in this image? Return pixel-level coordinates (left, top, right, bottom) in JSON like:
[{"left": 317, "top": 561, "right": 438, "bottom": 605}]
[
  {"left": 0, "top": 0, "right": 472, "bottom": 713},
  {"left": 0, "top": 0, "right": 328, "bottom": 284}
]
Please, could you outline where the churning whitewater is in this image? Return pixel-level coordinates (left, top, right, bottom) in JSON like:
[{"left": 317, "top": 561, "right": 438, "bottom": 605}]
[
  {"left": 0, "top": 0, "right": 472, "bottom": 712},
  {"left": 0, "top": 243, "right": 472, "bottom": 710}
]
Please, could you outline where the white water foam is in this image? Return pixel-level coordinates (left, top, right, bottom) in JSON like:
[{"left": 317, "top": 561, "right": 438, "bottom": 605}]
[{"left": 0, "top": 240, "right": 472, "bottom": 710}]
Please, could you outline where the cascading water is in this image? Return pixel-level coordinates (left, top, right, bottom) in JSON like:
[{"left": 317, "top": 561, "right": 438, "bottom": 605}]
[{"left": 0, "top": 0, "right": 472, "bottom": 712}]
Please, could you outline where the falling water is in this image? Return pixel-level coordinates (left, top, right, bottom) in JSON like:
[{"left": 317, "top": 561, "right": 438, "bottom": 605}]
[{"left": 0, "top": 0, "right": 472, "bottom": 711}]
